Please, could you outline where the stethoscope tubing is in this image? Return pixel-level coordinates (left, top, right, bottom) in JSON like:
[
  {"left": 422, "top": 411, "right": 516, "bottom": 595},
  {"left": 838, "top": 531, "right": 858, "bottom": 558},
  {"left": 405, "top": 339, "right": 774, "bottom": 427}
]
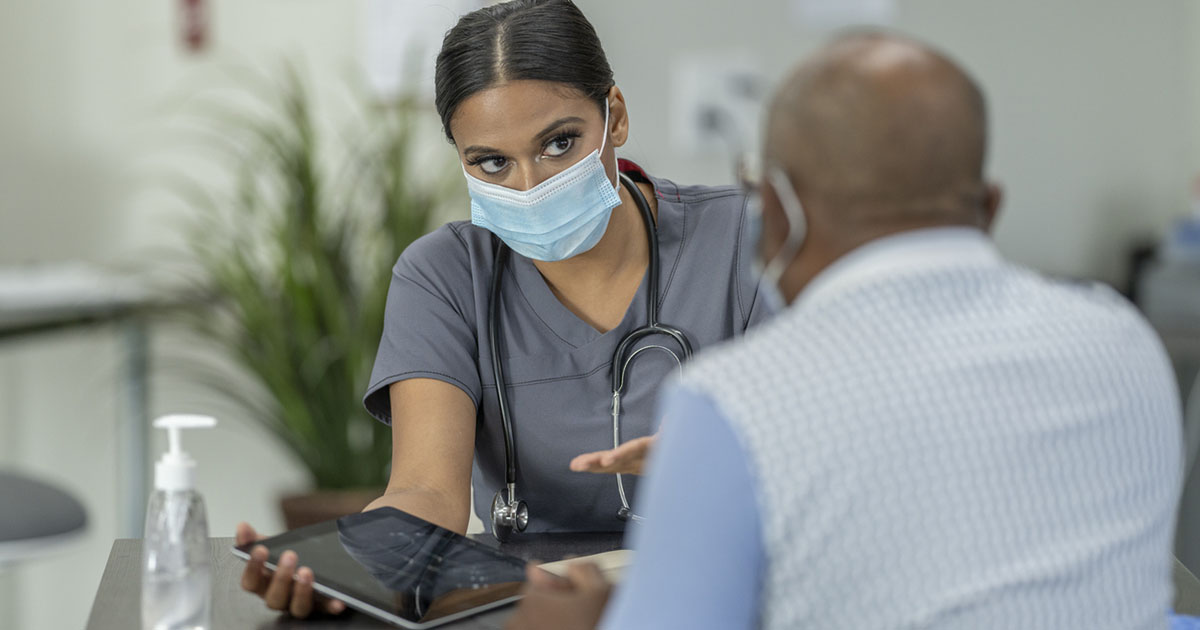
[
  {"left": 489, "top": 243, "right": 516, "bottom": 485},
  {"left": 489, "top": 172, "right": 694, "bottom": 522}
]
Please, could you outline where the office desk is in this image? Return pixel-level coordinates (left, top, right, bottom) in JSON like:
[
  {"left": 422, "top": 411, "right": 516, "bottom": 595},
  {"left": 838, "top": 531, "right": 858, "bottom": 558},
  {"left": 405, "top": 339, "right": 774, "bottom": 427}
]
[
  {"left": 85, "top": 535, "right": 1200, "bottom": 628},
  {"left": 85, "top": 533, "right": 624, "bottom": 630}
]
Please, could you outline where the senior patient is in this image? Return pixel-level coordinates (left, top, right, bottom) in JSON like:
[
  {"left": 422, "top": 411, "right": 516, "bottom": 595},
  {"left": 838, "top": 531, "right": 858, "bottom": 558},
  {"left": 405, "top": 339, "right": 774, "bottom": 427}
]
[{"left": 505, "top": 32, "right": 1187, "bottom": 630}]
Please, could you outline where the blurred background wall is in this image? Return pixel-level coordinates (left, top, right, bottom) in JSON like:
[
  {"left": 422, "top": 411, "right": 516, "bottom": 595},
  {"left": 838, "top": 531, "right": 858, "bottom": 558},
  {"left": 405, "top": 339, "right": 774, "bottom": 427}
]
[{"left": 1, "top": 0, "right": 1198, "bottom": 628}]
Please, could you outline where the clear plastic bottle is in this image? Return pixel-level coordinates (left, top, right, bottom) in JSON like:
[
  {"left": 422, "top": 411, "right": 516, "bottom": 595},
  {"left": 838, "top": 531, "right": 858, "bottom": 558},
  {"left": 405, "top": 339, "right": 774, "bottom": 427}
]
[{"left": 141, "top": 415, "right": 215, "bottom": 630}]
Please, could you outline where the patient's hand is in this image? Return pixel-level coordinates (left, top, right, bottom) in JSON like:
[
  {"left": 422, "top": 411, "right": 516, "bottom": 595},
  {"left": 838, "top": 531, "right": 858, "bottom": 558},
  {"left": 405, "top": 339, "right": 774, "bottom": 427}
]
[
  {"left": 236, "top": 522, "right": 347, "bottom": 618},
  {"left": 569, "top": 435, "right": 656, "bottom": 475},
  {"left": 504, "top": 563, "right": 611, "bottom": 630}
]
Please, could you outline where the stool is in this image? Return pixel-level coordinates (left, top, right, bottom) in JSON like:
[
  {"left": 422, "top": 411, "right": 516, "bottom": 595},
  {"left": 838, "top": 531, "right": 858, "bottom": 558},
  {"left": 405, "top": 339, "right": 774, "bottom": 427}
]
[{"left": 0, "top": 471, "right": 87, "bottom": 564}]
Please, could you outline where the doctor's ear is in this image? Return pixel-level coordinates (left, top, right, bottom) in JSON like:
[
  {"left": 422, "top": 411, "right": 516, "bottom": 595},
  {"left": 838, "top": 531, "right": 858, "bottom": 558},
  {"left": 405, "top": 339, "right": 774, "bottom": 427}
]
[{"left": 606, "top": 86, "right": 630, "bottom": 148}]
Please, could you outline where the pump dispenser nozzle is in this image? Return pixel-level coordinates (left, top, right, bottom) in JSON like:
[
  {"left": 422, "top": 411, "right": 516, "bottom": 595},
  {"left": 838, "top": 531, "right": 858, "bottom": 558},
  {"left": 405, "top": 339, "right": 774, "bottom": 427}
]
[{"left": 153, "top": 414, "right": 216, "bottom": 492}]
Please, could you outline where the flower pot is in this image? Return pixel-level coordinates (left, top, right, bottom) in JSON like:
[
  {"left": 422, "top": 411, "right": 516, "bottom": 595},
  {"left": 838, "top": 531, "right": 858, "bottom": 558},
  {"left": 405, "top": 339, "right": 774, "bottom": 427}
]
[{"left": 279, "top": 488, "right": 383, "bottom": 530}]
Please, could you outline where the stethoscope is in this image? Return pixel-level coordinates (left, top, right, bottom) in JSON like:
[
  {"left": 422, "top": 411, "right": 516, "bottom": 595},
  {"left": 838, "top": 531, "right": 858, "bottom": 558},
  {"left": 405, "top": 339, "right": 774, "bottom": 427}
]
[{"left": 487, "top": 172, "right": 695, "bottom": 541}]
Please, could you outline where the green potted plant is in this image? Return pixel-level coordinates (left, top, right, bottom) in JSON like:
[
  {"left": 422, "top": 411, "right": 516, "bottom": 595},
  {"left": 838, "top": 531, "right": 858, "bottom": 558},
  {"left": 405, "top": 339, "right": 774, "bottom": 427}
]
[{"left": 171, "top": 66, "right": 460, "bottom": 528}]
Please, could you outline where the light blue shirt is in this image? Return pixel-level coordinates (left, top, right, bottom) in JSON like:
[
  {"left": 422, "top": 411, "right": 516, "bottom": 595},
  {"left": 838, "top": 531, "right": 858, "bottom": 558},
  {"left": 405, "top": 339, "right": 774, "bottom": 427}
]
[{"left": 602, "top": 386, "right": 1200, "bottom": 630}]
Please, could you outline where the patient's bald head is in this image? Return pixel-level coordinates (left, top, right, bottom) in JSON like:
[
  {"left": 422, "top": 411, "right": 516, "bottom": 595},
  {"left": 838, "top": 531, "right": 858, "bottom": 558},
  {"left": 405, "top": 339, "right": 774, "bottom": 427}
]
[{"left": 766, "top": 32, "right": 993, "bottom": 229}]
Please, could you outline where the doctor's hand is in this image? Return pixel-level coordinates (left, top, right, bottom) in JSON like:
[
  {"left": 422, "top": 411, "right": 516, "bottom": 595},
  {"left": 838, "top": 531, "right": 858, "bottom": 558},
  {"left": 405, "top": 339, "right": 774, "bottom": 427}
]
[
  {"left": 236, "top": 522, "right": 347, "bottom": 619},
  {"left": 569, "top": 435, "right": 656, "bottom": 475},
  {"left": 504, "top": 563, "right": 611, "bottom": 630}
]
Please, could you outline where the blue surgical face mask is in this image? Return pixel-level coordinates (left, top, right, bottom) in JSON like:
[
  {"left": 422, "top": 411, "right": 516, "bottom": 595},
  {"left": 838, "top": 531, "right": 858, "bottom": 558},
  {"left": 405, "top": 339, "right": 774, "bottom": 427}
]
[{"left": 462, "top": 102, "right": 622, "bottom": 262}]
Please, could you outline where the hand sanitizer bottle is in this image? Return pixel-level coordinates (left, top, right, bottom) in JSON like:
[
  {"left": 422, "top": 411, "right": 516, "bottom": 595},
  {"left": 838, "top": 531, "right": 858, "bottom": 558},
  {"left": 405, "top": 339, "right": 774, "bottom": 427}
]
[{"left": 141, "top": 415, "right": 215, "bottom": 630}]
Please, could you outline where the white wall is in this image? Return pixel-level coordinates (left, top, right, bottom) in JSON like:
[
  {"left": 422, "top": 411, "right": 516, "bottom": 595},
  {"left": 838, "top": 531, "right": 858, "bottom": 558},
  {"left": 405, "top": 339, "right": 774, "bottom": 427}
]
[
  {"left": 1192, "top": 0, "right": 1200, "bottom": 181},
  {"left": 0, "top": 1, "right": 368, "bottom": 629},
  {"left": 583, "top": 0, "right": 1197, "bottom": 286},
  {"left": 0, "top": 0, "right": 371, "bottom": 266},
  {"left": 0, "top": 1, "right": 1197, "bottom": 628}
]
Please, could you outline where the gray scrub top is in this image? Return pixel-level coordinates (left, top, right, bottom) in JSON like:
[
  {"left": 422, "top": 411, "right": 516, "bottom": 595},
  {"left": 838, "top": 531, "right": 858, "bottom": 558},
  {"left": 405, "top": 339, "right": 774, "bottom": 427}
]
[{"left": 363, "top": 163, "right": 773, "bottom": 533}]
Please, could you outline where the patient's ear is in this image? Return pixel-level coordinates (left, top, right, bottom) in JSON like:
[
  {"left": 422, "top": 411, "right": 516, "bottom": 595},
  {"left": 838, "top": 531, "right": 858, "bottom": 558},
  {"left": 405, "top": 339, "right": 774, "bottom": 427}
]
[{"left": 981, "top": 182, "right": 1003, "bottom": 232}]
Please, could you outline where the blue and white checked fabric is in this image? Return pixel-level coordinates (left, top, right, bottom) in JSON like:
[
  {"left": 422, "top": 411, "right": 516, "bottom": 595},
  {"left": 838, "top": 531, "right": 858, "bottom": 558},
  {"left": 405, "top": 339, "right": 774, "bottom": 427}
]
[{"left": 682, "top": 228, "right": 1183, "bottom": 630}]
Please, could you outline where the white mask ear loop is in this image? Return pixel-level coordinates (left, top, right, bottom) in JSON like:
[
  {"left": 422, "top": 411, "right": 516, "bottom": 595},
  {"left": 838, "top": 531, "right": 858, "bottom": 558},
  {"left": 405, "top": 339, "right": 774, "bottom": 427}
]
[
  {"left": 536, "top": 98, "right": 617, "bottom": 191},
  {"left": 762, "top": 166, "right": 807, "bottom": 288},
  {"left": 599, "top": 98, "right": 610, "bottom": 156},
  {"left": 598, "top": 99, "right": 617, "bottom": 191}
]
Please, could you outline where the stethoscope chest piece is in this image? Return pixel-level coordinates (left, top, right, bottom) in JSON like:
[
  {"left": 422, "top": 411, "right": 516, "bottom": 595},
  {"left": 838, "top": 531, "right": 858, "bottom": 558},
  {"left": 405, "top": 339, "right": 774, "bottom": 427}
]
[{"left": 490, "top": 484, "right": 528, "bottom": 542}]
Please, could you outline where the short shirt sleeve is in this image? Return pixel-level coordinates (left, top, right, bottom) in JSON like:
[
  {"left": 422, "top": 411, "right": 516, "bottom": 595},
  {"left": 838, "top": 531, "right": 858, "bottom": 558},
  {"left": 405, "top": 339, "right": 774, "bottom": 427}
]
[{"left": 362, "top": 225, "right": 482, "bottom": 423}]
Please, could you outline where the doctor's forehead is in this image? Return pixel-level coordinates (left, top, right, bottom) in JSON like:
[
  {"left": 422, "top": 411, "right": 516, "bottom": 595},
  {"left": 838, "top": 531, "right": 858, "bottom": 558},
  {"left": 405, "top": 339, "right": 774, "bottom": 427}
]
[{"left": 448, "top": 80, "right": 600, "bottom": 148}]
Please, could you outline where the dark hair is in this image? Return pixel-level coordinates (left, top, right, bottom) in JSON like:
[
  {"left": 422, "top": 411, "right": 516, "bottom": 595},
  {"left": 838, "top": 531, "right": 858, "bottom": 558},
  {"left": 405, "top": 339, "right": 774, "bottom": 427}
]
[{"left": 434, "top": 0, "right": 615, "bottom": 143}]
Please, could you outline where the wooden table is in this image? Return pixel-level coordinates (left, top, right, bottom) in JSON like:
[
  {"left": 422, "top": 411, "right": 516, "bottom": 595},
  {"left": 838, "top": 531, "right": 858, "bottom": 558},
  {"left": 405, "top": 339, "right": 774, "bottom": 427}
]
[
  {"left": 85, "top": 534, "right": 624, "bottom": 629},
  {"left": 1176, "top": 557, "right": 1200, "bottom": 616}
]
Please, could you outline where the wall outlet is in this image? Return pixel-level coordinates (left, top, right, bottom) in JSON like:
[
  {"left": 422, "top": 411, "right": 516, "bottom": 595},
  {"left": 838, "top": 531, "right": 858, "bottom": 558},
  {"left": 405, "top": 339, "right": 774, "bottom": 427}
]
[{"left": 670, "top": 53, "right": 767, "bottom": 157}]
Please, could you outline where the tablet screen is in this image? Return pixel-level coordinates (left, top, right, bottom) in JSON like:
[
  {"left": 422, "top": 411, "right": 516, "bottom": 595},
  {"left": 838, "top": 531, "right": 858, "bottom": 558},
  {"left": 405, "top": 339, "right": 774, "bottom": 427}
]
[{"left": 237, "top": 507, "right": 526, "bottom": 628}]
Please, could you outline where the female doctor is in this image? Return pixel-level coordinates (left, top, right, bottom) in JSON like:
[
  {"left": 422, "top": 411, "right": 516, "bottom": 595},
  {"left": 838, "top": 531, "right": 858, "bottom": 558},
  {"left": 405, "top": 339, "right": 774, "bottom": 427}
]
[{"left": 237, "top": 0, "right": 771, "bottom": 617}]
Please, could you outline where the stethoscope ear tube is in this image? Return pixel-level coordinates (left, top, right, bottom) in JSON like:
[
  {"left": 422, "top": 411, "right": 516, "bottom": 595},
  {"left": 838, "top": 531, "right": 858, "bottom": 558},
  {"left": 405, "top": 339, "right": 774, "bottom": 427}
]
[
  {"left": 622, "top": 172, "right": 661, "bottom": 327},
  {"left": 610, "top": 326, "right": 694, "bottom": 394}
]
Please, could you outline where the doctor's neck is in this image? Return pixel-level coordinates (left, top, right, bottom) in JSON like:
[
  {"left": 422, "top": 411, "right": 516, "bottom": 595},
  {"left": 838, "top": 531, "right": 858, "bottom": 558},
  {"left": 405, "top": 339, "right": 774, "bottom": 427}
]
[{"left": 533, "top": 174, "right": 658, "bottom": 291}]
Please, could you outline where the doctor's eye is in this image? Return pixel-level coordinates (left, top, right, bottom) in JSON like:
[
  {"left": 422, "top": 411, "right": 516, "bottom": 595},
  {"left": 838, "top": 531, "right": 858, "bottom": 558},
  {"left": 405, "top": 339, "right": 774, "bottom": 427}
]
[
  {"left": 468, "top": 155, "right": 508, "bottom": 175},
  {"left": 542, "top": 129, "right": 582, "bottom": 159}
]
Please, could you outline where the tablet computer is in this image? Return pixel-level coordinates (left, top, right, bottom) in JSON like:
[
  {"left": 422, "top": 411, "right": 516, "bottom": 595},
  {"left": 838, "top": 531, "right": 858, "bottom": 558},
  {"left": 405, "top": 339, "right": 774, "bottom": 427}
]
[{"left": 231, "top": 507, "right": 527, "bottom": 629}]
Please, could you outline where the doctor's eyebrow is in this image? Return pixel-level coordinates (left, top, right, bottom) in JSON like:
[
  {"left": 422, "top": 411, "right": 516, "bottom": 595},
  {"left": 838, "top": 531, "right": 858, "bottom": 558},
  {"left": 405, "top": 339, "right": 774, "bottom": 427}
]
[
  {"left": 530, "top": 116, "right": 585, "bottom": 143},
  {"left": 461, "top": 116, "right": 588, "bottom": 158},
  {"left": 462, "top": 144, "right": 503, "bottom": 158}
]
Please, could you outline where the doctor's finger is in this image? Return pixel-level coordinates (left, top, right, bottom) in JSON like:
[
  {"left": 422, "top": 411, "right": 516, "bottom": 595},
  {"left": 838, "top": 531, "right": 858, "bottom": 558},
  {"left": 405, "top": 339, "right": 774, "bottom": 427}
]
[
  {"left": 241, "top": 545, "right": 270, "bottom": 594},
  {"left": 526, "top": 564, "right": 572, "bottom": 591},
  {"left": 262, "top": 551, "right": 298, "bottom": 610},
  {"left": 288, "top": 567, "right": 344, "bottom": 617},
  {"left": 571, "top": 454, "right": 635, "bottom": 474},
  {"left": 322, "top": 598, "right": 346, "bottom": 615},
  {"left": 565, "top": 562, "right": 610, "bottom": 593},
  {"left": 570, "top": 442, "right": 643, "bottom": 471},
  {"left": 604, "top": 436, "right": 653, "bottom": 463},
  {"left": 574, "top": 437, "right": 654, "bottom": 474},
  {"left": 568, "top": 450, "right": 609, "bottom": 472},
  {"left": 289, "top": 568, "right": 316, "bottom": 618},
  {"left": 235, "top": 522, "right": 263, "bottom": 547}
]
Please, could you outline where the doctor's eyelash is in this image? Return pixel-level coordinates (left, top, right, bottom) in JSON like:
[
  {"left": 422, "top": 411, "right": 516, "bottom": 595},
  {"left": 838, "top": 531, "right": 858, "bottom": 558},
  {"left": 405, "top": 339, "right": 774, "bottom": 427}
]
[
  {"left": 465, "top": 154, "right": 504, "bottom": 167},
  {"left": 544, "top": 128, "right": 583, "bottom": 149},
  {"left": 464, "top": 129, "right": 585, "bottom": 167}
]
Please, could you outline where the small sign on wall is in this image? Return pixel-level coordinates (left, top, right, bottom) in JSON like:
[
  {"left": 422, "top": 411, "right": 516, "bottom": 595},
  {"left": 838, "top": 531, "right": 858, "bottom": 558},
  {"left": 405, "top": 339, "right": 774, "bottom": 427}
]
[{"left": 179, "top": 0, "right": 209, "bottom": 53}]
